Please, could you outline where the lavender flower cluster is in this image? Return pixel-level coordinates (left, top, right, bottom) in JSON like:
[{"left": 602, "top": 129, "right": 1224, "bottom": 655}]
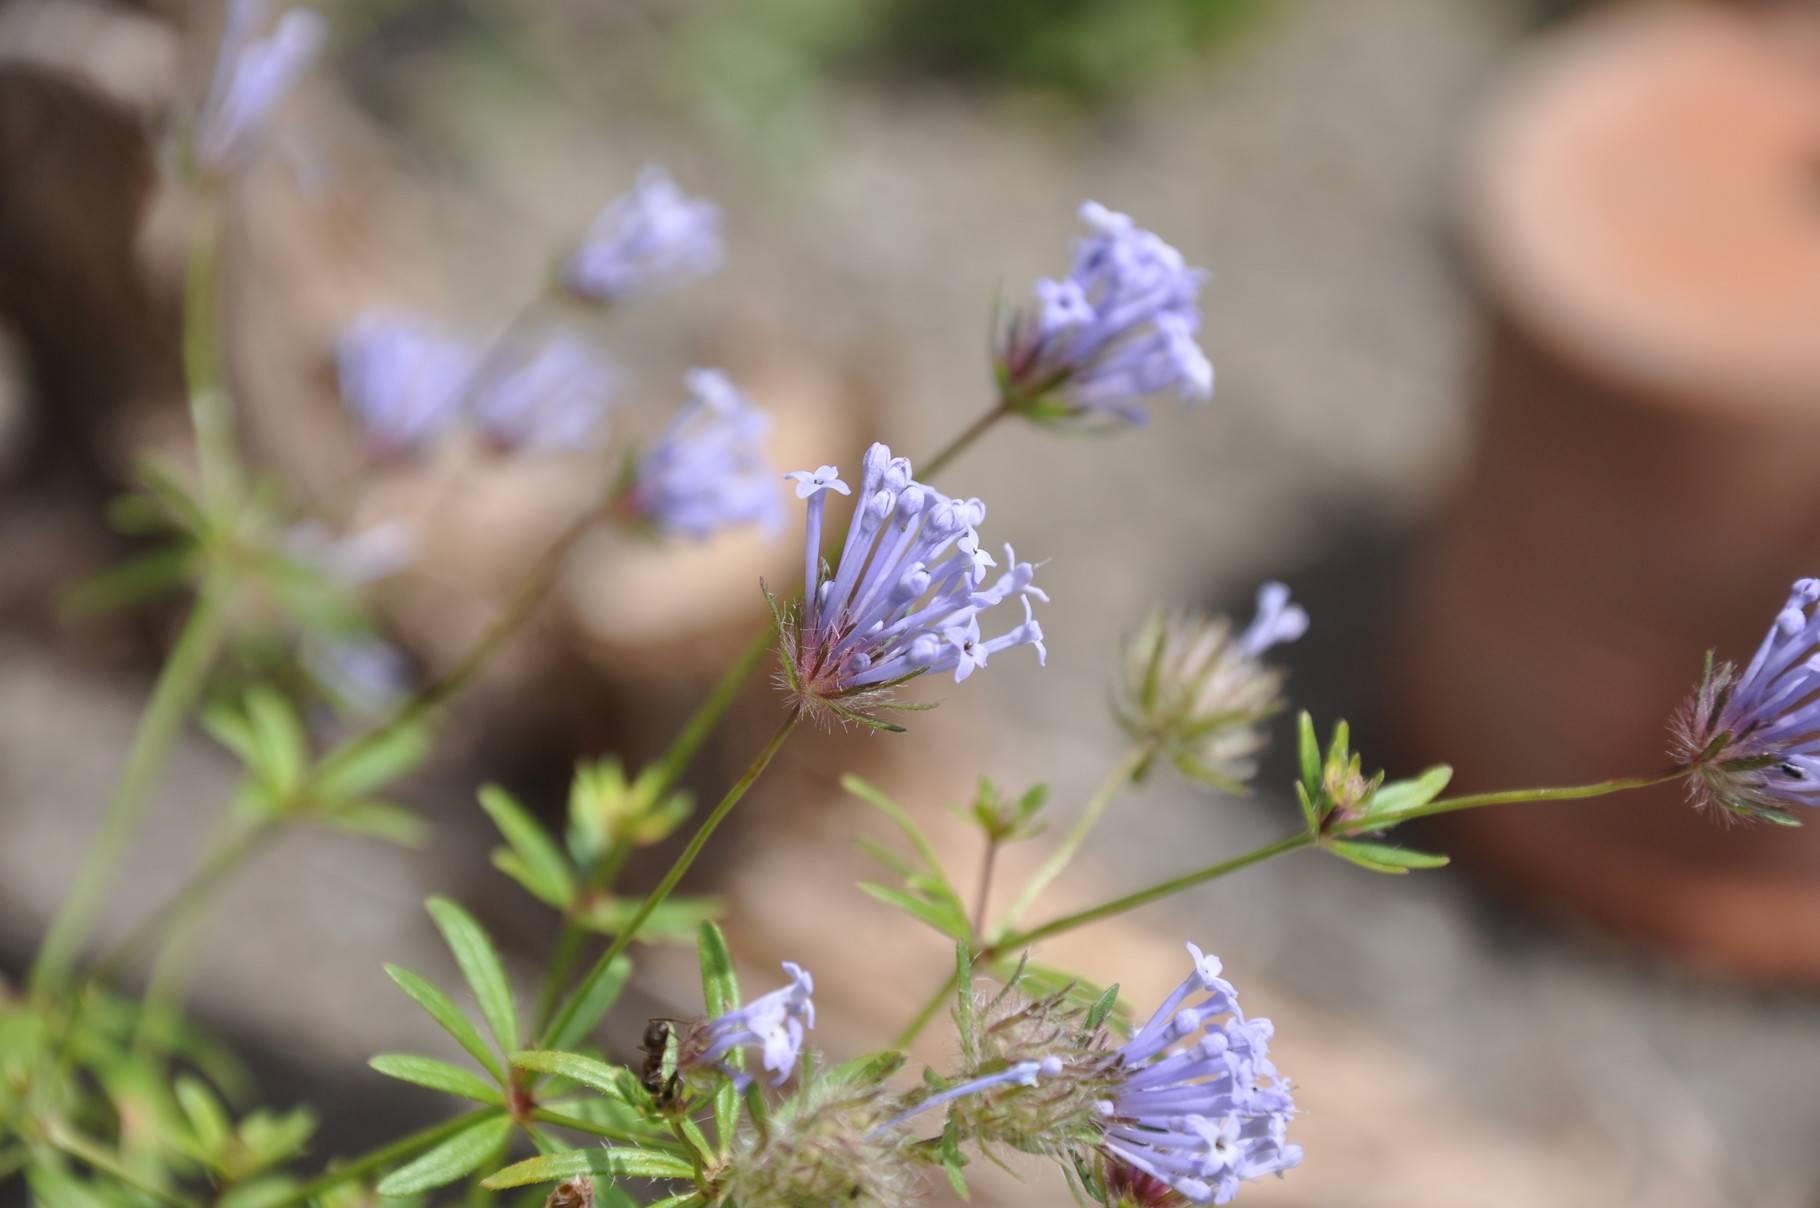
[
  {"left": 1675, "top": 578, "right": 1820, "bottom": 823},
  {"left": 780, "top": 443, "right": 1047, "bottom": 725},
  {"left": 996, "top": 202, "right": 1213, "bottom": 425},
  {"left": 669, "top": 946, "right": 1298, "bottom": 1208}
]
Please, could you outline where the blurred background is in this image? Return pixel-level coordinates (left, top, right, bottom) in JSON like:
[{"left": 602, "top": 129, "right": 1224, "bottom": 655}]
[{"left": 6, "top": 0, "right": 1820, "bottom": 1204}]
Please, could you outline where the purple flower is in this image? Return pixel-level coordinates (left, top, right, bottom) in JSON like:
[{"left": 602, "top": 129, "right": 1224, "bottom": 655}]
[
  {"left": 562, "top": 166, "right": 723, "bottom": 304},
  {"left": 996, "top": 202, "right": 1212, "bottom": 425},
  {"left": 1098, "top": 944, "right": 1300, "bottom": 1205},
  {"left": 469, "top": 329, "right": 618, "bottom": 454},
  {"left": 679, "top": 962, "right": 815, "bottom": 1092},
  {"left": 779, "top": 443, "right": 1046, "bottom": 727},
  {"left": 197, "top": 0, "right": 327, "bottom": 173},
  {"left": 1672, "top": 578, "right": 1820, "bottom": 824},
  {"left": 626, "top": 369, "right": 783, "bottom": 540},
  {"left": 336, "top": 310, "right": 477, "bottom": 460}
]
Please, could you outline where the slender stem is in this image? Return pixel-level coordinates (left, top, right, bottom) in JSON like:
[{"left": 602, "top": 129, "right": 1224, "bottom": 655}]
[
  {"left": 316, "top": 503, "right": 599, "bottom": 784},
  {"left": 90, "top": 820, "right": 278, "bottom": 987},
  {"left": 267, "top": 1108, "right": 498, "bottom": 1208},
  {"left": 531, "top": 626, "right": 775, "bottom": 1036},
  {"left": 995, "top": 743, "right": 1151, "bottom": 935},
  {"left": 527, "top": 1108, "right": 664, "bottom": 1146},
  {"left": 649, "top": 623, "right": 777, "bottom": 802},
  {"left": 971, "top": 839, "right": 999, "bottom": 939},
  {"left": 918, "top": 404, "right": 1008, "bottom": 481},
  {"left": 32, "top": 578, "right": 232, "bottom": 992},
  {"left": 129, "top": 817, "right": 279, "bottom": 1055},
  {"left": 997, "top": 832, "right": 1316, "bottom": 951},
  {"left": 542, "top": 709, "right": 801, "bottom": 1049},
  {"left": 182, "top": 184, "right": 237, "bottom": 508},
  {"left": 44, "top": 1122, "right": 207, "bottom": 1208},
  {"left": 1347, "top": 768, "right": 1688, "bottom": 831},
  {"left": 892, "top": 966, "right": 959, "bottom": 1050}
]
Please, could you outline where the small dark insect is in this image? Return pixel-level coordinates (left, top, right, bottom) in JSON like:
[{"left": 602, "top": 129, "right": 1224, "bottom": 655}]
[
  {"left": 542, "top": 1177, "right": 594, "bottom": 1208},
  {"left": 639, "top": 1018, "right": 681, "bottom": 1105}
]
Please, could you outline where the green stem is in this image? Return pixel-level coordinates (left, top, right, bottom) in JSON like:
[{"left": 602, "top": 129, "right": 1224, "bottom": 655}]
[
  {"left": 918, "top": 404, "right": 1008, "bottom": 481},
  {"left": 1346, "top": 768, "right": 1688, "bottom": 831},
  {"left": 91, "top": 820, "right": 278, "bottom": 987},
  {"left": 527, "top": 1108, "right": 664, "bottom": 1146},
  {"left": 892, "top": 966, "right": 959, "bottom": 1050},
  {"left": 531, "top": 626, "right": 775, "bottom": 1036},
  {"left": 32, "top": 578, "right": 232, "bottom": 992},
  {"left": 542, "top": 709, "right": 802, "bottom": 1049},
  {"left": 268, "top": 1108, "right": 498, "bottom": 1208},
  {"left": 129, "top": 818, "right": 279, "bottom": 1054},
  {"left": 995, "top": 743, "right": 1152, "bottom": 935},
  {"left": 997, "top": 831, "right": 1316, "bottom": 951},
  {"left": 971, "top": 838, "right": 999, "bottom": 939},
  {"left": 183, "top": 184, "right": 236, "bottom": 509},
  {"left": 649, "top": 624, "right": 777, "bottom": 802},
  {"left": 44, "top": 1122, "right": 207, "bottom": 1208},
  {"left": 316, "top": 503, "right": 599, "bottom": 784}
]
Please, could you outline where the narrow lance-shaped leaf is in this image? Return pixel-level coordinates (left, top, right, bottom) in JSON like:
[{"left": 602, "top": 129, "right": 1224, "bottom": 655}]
[
  {"left": 385, "top": 964, "right": 504, "bottom": 1082},
  {"left": 368, "top": 1055, "right": 506, "bottom": 1105},
  {"left": 546, "top": 953, "right": 632, "bottom": 1053},
  {"left": 375, "top": 1112, "right": 512, "bottom": 1196},
  {"left": 481, "top": 1148, "right": 695, "bottom": 1189},
  {"left": 426, "top": 896, "right": 519, "bottom": 1053},
  {"left": 479, "top": 786, "right": 576, "bottom": 907}
]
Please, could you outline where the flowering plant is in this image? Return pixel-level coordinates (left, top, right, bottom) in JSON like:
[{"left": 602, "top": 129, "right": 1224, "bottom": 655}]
[{"left": 0, "top": 8, "right": 1787, "bottom": 1208}]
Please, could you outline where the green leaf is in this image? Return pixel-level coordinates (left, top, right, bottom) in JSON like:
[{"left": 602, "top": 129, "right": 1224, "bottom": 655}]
[
  {"left": 1296, "top": 712, "right": 1320, "bottom": 793},
  {"left": 246, "top": 687, "right": 310, "bottom": 795},
  {"left": 827, "top": 1050, "right": 906, "bottom": 1087},
  {"left": 481, "top": 1148, "right": 695, "bottom": 1189},
  {"left": 480, "top": 786, "right": 576, "bottom": 907},
  {"left": 323, "top": 801, "right": 426, "bottom": 847},
  {"left": 697, "top": 921, "right": 739, "bottom": 1018},
  {"left": 426, "top": 897, "right": 519, "bottom": 1053},
  {"left": 574, "top": 895, "right": 723, "bottom": 944},
  {"left": 368, "top": 1055, "right": 506, "bottom": 1105},
  {"left": 237, "top": 1108, "right": 316, "bottom": 1171},
  {"left": 376, "top": 1113, "right": 512, "bottom": 1196},
  {"left": 175, "top": 1076, "right": 233, "bottom": 1157},
  {"left": 384, "top": 965, "right": 504, "bottom": 1082},
  {"left": 1084, "top": 984, "right": 1120, "bottom": 1032},
  {"left": 1326, "top": 840, "right": 1450, "bottom": 874},
  {"left": 509, "top": 1051, "right": 633, "bottom": 1101},
  {"left": 315, "top": 724, "right": 432, "bottom": 800},
  {"left": 953, "top": 942, "right": 977, "bottom": 1061},
  {"left": 857, "top": 882, "right": 971, "bottom": 940},
  {"left": 59, "top": 547, "right": 192, "bottom": 619},
  {"left": 1367, "top": 764, "right": 1453, "bottom": 818},
  {"left": 697, "top": 920, "right": 742, "bottom": 1145},
  {"left": 546, "top": 954, "right": 632, "bottom": 1053}
]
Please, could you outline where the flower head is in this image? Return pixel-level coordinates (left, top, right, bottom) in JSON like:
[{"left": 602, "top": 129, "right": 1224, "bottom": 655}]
[
  {"left": 337, "top": 310, "right": 477, "bottom": 460},
  {"left": 624, "top": 369, "right": 783, "bottom": 540},
  {"left": 197, "top": 0, "right": 327, "bottom": 173},
  {"left": 941, "top": 983, "right": 1123, "bottom": 1155},
  {"left": 722, "top": 1062, "right": 916, "bottom": 1208},
  {"left": 469, "top": 329, "right": 617, "bottom": 455},
  {"left": 1117, "top": 584, "right": 1307, "bottom": 791},
  {"left": 677, "top": 962, "right": 815, "bottom": 1092},
  {"left": 1098, "top": 944, "right": 1301, "bottom": 1205},
  {"left": 778, "top": 442, "right": 1047, "bottom": 727},
  {"left": 562, "top": 166, "right": 723, "bottom": 304},
  {"left": 1672, "top": 578, "right": 1820, "bottom": 824},
  {"left": 996, "top": 202, "right": 1211, "bottom": 425}
]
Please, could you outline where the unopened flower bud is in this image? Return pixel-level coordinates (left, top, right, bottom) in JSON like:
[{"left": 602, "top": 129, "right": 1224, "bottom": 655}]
[{"left": 1117, "top": 585, "right": 1307, "bottom": 791}]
